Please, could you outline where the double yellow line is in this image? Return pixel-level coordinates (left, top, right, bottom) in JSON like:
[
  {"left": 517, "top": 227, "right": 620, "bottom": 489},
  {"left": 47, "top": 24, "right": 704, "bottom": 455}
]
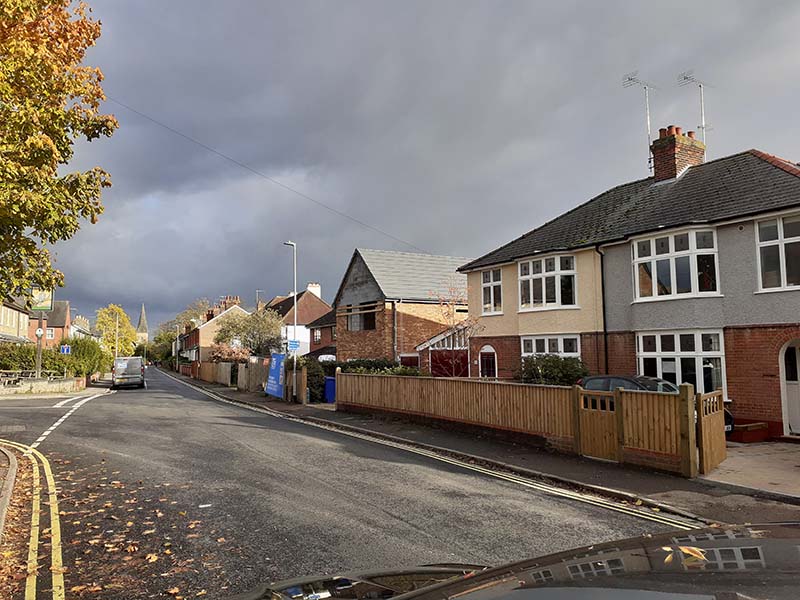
[{"left": 0, "top": 439, "right": 65, "bottom": 600}]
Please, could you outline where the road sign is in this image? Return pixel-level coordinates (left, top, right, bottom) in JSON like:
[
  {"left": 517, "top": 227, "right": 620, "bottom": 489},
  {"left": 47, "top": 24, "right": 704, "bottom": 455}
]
[
  {"left": 35, "top": 328, "right": 44, "bottom": 338},
  {"left": 287, "top": 339, "right": 300, "bottom": 351},
  {"left": 60, "top": 344, "right": 71, "bottom": 355},
  {"left": 30, "top": 288, "right": 54, "bottom": 312}
]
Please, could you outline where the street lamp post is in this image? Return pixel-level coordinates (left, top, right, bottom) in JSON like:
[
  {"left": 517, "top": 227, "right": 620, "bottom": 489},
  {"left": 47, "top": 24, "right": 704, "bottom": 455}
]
[
  {"left": 283, "top": 241, "right": 298, "bottom": 403},
  {"left": 175, "top": 324, "right": 180, "bottom": 373},
  {"left": 114, "top": 312, "right": 119, "bottom": 359}
]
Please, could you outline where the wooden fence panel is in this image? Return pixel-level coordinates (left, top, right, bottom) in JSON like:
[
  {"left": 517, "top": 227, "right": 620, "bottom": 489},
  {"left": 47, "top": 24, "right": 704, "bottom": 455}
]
[
  {"left": 198, "top": 362, "right": 214, "bottom": 383},
  {"left": 697, "top": 390, "right": 727, "bottom": 474},
  {"left": 622, "top": 391, "right": 680, "bottom": 455},
  {"left": 337, "top": 374, "right": 573, "bottom": 440}
]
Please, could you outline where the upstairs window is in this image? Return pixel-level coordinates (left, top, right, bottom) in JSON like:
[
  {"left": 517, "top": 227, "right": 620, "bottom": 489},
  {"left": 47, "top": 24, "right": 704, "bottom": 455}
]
[
  {"left": 313, "top": 329, "right": 322, "bottom": 343},
  {"left": 633, "top": 230, "right": 718, "bottom": 300},
  {"left": 346, "top": 304, "right": 376, "bottom": 331},
  {"left": 481, "top": 269, "right": 502, "bottom": 314},
  {"left": 519, "top": 255, "right": 576, "bottom": 310},
  {"left": 757, "top": 214, "right": 800, "bottom": 290}
]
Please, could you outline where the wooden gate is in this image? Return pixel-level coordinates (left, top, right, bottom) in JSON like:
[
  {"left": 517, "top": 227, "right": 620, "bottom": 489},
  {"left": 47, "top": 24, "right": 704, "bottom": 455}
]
[
  {"left": 578, "top": 389, "right": 619, "bottom": 461},
  {"left": 697, "top": 390, "right": 727, "bottom": 474}
]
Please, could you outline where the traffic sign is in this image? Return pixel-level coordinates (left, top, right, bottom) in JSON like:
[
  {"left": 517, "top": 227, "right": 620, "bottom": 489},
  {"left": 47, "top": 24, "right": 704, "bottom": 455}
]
[
  {"left": 60, "top": 344, "right": 71, "bottom": 355},
  {"left": 287, "top": 339, "right": 300, "bottom": 351}
]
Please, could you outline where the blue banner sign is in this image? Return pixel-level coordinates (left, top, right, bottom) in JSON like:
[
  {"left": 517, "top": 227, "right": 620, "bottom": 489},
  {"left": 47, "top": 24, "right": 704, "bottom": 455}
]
[{"left": 265, "top": 353, "right": 285, "bottom": 398}]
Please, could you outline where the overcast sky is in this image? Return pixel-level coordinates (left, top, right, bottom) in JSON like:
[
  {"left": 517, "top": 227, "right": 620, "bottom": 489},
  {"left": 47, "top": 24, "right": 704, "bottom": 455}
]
[{"left": 57, "top": 0, "right": 800, "bottom": 334}]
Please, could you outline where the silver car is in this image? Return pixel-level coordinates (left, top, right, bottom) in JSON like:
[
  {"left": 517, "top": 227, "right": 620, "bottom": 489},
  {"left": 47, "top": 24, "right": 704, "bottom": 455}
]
[{"left": 112, "top": 356, "right": 145, "bottom": 389}]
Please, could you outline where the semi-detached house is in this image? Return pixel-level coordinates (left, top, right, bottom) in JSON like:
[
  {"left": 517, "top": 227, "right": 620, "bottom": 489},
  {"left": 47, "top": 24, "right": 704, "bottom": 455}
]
[{"left": 460, "top": 125, "right": 800, "bottom": 438}]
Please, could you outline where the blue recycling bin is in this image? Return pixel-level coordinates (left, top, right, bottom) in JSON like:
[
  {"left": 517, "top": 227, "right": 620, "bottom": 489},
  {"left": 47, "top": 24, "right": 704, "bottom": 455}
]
[{"left": 324, "top": 376, "right": 336, "bottom": 403}]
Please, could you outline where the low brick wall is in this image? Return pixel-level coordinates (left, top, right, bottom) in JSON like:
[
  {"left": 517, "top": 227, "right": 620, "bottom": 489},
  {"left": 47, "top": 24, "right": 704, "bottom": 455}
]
[{"left": 1, "top": 377, "right": 86, "bottom": 395}]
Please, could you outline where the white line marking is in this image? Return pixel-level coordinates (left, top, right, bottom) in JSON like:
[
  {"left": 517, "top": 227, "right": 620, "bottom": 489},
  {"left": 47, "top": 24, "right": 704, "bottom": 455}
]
[
  {"left": 52, "top": 396, "right": 83, "bottom": 408},
  {"left": 159, "top": 370, "right": 699, "bottom": 530},
  {"left": 31, "top": 391, "right": 112, "bottom": 449}
]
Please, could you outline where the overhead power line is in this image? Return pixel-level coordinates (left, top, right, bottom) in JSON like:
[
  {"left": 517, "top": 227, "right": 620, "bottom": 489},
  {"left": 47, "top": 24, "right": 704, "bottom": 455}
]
[{"left": 106, "top": 96, "right": 425, "bottom": 252}]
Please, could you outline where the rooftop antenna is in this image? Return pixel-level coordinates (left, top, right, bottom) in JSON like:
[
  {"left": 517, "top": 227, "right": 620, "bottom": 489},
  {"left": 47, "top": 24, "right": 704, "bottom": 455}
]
[
  {"left": 623, "top": 71, "right": 659, "bottom": 172},
  {"left": 678, "top": 70, "right": 711, "bottom": 160}
]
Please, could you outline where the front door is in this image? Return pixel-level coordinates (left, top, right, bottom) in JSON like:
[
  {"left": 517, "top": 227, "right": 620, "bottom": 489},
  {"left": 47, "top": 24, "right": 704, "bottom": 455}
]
[
  {"left": 479, "top": 351, "right": 496, "bottom": 378},
  {"left": 785, "top": 343, "right": 800, "bottom": 434}
]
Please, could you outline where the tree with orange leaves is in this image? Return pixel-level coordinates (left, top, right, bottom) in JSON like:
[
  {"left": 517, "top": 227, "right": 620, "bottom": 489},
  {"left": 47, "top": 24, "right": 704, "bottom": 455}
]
[{"left": 0, "top": 1, "right": 118, "bottom": 299}]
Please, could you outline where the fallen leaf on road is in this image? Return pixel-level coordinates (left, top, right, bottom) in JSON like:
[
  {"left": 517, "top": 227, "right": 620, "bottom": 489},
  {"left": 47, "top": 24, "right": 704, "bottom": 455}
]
[
  {"left": 167, "top": 587, "right": 180, "bottom": 595},
  {"left": 143, "top": 529, "right": 156, "bottom": 535},
  {"left": 146, "top": 553, "right": 158, "bottom": 563}
]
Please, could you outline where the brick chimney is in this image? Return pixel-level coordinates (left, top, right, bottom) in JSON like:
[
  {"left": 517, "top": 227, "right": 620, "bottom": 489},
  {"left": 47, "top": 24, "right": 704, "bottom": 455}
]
[{"left": 650, "top": 125, "right": 706, "bottom": 182}]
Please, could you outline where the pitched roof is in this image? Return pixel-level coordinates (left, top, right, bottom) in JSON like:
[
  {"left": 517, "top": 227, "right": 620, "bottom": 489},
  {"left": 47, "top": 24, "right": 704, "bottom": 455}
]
[
  {"left": 460, "top": 149, "right": 800, "bottom": 271},
  {"left": 307, "top": 309, "right": 336, "bottom": 329},
  {"left": 352, "top": 248, "right": 471, "bottom": 302},
  {"left": 305, "top": 345, "right": 336, "bottom": 359},
  {"left": 34, "top": 300, "right": 70, "bottom": 328},
  {"left": 266, "top": 291, "right": 332, "bottom": 325},
  {"left": 136, "top": 304, "right": 148, "bottom": 333}
]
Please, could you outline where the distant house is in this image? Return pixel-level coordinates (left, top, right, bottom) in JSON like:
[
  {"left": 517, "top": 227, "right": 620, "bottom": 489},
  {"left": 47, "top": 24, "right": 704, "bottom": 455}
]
[
  {"left": 70, "top": 315, "right": 100, "bottom": 341},
  {"left": 1, "top": 297, "right": 31, "bottom": 344},
  {"left": 332, "top": 248, "right": 471, "bottom": 364},
  {"left": 263, "top": 283, "right": 332, "bottom": 356},
  {"left": 27, "top": 300, "right": 71, "bottom": 348},
  {"left": 178, "top": 296, "right": 249, "bottom": 376},
  {"left": 306, "top": 309, "right": 336, "bottom": 359}
]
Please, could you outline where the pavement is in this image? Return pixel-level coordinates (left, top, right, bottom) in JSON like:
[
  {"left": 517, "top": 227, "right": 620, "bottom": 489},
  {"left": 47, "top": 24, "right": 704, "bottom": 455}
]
[
  {"left": 169, "top": 371, "right": 800, "bottom": 526},
  {"left": 701, "top": 441, "right": 800, "bottom": 497},
  {"left": 0, "top": 367, "right": 695, "bottom": 599}
]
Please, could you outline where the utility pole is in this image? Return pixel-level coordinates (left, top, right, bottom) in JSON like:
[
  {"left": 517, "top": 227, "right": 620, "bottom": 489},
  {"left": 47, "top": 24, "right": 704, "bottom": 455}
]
[
  {"left": 283, "top": 241, "right": 298, "bottom": 402},
  {"left": 114, "top": 311, "right": 119, "bottom": 359},
  {"left": 175, "top": 324, "right": 180, "bottom": 372}
]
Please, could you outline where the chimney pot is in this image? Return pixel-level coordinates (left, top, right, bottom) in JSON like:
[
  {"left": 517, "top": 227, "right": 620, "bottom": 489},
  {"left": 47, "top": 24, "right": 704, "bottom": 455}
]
[
  {"left": 675, "top": 126, "right": 682, "bottom": 136},
  {"left": 667, "top": 125, "right": 676, "bottom": 136},
  {"left": 687, "top": 131, "right": 695, "bottom": 139},
  {"left": 659, "top": 127, "right": 668, "bottom": 139}
]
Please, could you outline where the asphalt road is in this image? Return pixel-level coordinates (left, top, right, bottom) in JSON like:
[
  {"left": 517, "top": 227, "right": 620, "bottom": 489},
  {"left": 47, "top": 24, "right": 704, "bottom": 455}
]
[{"left": 0, "top": 368, "right": 678, "bottom": 598}]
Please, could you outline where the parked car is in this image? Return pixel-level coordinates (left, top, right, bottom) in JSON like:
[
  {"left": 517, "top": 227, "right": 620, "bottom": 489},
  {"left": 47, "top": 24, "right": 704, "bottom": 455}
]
[
  {"left": 230, "top": 524, "right": 800, "bottom": 600},
  {"left": 579, "top": 374, "right": 734, "bottom": 433},
  {"left": 111, "top": 356, "right": 145, "bottom": 389}
]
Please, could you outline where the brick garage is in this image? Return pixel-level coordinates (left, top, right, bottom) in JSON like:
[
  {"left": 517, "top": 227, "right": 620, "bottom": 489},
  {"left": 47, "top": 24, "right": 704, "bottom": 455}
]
[
  {"left": 724, "top": 323, "right": 800, "bottom": 437},
  {"left": 469, "top": 336, "right": 521, "bottom": 379}
]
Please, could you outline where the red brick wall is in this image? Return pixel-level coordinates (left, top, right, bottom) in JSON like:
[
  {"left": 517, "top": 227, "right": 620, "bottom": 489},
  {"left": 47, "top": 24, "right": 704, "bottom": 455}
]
[
  {"left": 579, "top": 333, "right": 606, "bottom": 375},
  {"left": 336, "top": 305, "right": 393, "bottom": 361},
  {"left": 309, "top": 325, "right": 335, "bottom": 354},
  {"left": 469, "top": 336, "right": 521, "bottom": 379},
  {"left": 724, "top": 324, "right": 800, "bottom": 437},
  {"left": 606, "top": 331, "right": 637, "bottom": 375}
]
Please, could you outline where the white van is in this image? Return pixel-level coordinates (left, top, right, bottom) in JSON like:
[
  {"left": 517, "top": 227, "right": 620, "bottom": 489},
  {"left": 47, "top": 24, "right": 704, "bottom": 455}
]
[{"left": 112, "top": 356, "right": 145, "bottom": 389}]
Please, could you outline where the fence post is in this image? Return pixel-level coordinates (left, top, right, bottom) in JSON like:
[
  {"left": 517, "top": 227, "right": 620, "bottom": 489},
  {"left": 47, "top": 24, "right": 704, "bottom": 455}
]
[
  {"left": 696, "top": 391, "right": 707, "bottom": 475},
  {"left": 615, "top": 387, "right": 624, "bottom": 463},
  {"left": 679, "top": 383, "right": 698, "bottom": 478},
  {"left": 335, "top": 367, "right": 341, "bottom": 407},
  {"left": 571, "top": 385, "right": 582, "bottom": 455},
  {"left": 300, "top": 366, "right": 308, "bottom": 404}
]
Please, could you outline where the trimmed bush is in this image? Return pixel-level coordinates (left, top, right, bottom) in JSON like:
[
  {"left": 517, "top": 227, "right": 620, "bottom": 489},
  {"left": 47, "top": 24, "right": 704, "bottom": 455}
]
[{"left": 519, "top": 354, "right": 588, "bottom": 386}]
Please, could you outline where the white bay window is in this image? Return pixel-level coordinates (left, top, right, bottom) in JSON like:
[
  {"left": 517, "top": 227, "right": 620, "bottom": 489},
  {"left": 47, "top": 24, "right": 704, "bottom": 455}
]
[
  {"left": 636, "top": 330, "right": 726, "bottom": 396},
  {"left": 633, "top": 230, "right": 719, "bottom": 300},
  {"left": 521, "top": 334, "right": 580, "bottom": 358},
  {"left": 519, "top": 255, "right": 576, "bottom": 310},
  {"left": 757, "top": 214, "right": 800, "bottom": 290}
]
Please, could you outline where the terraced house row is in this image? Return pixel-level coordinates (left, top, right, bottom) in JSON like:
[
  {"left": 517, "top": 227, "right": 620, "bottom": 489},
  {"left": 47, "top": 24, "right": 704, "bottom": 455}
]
[{"left": 459, "top": 125, "right": 800, "bottom": 438}]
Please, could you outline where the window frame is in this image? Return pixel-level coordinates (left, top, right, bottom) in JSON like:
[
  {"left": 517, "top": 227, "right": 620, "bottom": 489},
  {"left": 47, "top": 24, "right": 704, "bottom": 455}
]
[
  {"left": 518, "top": 254, "right": 578, "bottom": 312},
  {"left": 632, "top": 228, "right": 721, "bottom": 302},
  {"left": 635, "top": 329, "right": 727, "bottom": 398},
  {"left": 520, "top": 334, "right": 581, "bottom": 359},
  {"left": 312, "top": 328, "right": 322, "bottom": 344},
  {"left": 46, "top": 327, "right": 55, "bottom": 340},
  {"left": 481, "top": 268, "right": 503, "bottom": 315},
  {"left": 756, "top": 213, "right": 800, "bottom": 291}
]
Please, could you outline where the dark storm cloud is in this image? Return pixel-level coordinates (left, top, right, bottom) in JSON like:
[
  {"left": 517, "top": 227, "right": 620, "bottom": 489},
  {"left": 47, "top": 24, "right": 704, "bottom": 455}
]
[{"left": 57, "top": 0, "right": 800, "bottom": 329}]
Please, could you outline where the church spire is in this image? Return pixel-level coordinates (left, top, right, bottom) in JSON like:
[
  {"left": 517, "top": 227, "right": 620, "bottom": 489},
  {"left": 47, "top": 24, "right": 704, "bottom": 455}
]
[{"left": 136, "top": 303, "right": 148, "bottom": 344}]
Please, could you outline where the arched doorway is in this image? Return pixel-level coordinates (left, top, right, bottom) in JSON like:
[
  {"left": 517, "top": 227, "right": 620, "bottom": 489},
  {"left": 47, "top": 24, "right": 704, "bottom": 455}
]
[
  {"left": 781, "top": 340, "right": 800, "bottom": 435},
  {"left": 479, "top": 345, "right": 497, "bottom": 378}
]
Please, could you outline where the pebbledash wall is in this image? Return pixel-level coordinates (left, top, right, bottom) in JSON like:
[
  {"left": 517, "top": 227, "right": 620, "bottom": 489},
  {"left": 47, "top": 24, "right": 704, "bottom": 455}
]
[
  {"left": 466, "top": 248, "right": 605, "bottom": 378},
  {"left": 603, "top": 219, "right": 800, "bottom": 436}
]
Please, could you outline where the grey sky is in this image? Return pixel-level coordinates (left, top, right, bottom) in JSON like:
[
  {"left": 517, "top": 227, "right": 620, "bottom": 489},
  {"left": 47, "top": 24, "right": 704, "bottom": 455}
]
[{"left": 57, "top": 0, "right": 800, "bottom": 332}]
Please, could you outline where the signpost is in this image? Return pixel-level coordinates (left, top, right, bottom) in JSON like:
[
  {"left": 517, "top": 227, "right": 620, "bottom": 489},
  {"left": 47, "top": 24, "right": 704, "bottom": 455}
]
[
  {"left": 60, "top": 344, "right": 71, "bottom": 379},
  {"left": 287, "top": 339, "right": 300, "bottom": 352},
  {"left": 31, "top": 288, "right": 54, "bottom": 379},
  {"left": 265, "top": 353, "right": 286, "bottom": 399}
]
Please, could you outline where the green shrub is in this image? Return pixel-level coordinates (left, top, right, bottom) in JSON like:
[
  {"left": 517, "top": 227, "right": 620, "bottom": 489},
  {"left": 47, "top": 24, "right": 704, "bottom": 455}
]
[
  {"left": 320, "top": 358, "right": 400, "bottom": 377},
  {"left": 64, "top": 337, "right": 109, "bottom": 376},
  {"left": 519, "top": 354, "right": 588, "bottom": 386}
]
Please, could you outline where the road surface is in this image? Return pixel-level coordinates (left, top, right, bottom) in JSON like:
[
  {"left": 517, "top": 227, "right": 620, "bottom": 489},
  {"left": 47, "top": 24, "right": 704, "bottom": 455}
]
[{"left": 0, "top": 368, "right": 678, "bottom": 598}]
